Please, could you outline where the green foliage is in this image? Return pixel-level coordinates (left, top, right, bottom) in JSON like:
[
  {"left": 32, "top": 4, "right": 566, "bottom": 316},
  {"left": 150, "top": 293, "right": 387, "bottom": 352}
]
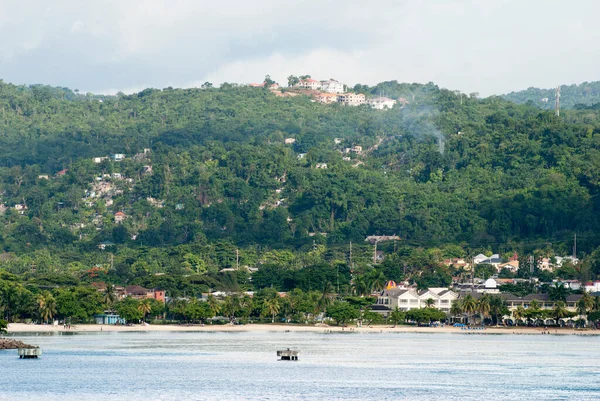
[
  {"left": 326, "top": 301, "right": 359, "bottom": 326},
  {"left": 0, "top": 318, "right": 7, "bottom": 334},
  {"left": 115, "top": 298, "right": 143, "bottom": 323},
  {"left": 405, "top": 307, "right": 446, "bottom": 323}
]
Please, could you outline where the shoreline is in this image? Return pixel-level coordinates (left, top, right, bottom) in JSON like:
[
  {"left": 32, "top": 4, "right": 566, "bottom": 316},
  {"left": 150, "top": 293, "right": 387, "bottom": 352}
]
[{"left": 6, "top": 323, "right": 597, "bottom": 335}]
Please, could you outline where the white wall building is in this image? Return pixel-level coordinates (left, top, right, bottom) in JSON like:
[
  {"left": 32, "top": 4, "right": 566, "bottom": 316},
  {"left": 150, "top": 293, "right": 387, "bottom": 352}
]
[
  {"left": 367, "top": 97, "right": 397, "bottom": 110},
  {"left": 375, "top": 287, "right": 458, "bottom": 314},
  {"left": 320, "top": 79, "right": 345, "bottom": 94}
]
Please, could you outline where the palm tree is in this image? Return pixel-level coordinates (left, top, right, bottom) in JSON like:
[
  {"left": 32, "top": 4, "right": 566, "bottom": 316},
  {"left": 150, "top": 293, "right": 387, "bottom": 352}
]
[
  {"left": 352, "top": 276, "right": 369, "bottom": 297},
  {"left": 553, "top": 301, "right": 569, "bottom": 327},
  {"left": 478, "top": 296, "right": 491, "bottom": 326},
  {"left": 36, "top": 292, "right": 56, "bottom": 324},
  {"left": 424, "top": 298, "right": 435, "bottom": 308},
  {"left": 318, "top": 282, "right": 334, "bottom": 319},
  {"left": 593, "top": 296, "right": 600, "bottom": 311},
  {"left": 489, "top": 295, "right": 506, "bottom": 326},
  {"left": 548, "top": 283, "right": 568, "bottom": 302},
  {"left": 368, "top": 270, "right": 386, "bottom": 293},
  {"left": 137, "top": 299, "right": 152, "bottom": 322},
  {"left": 103, "top": 284, "right": 117, "bottom": 309},
  {"left": 223, "top": 294, "right": 241, "bottom": 322},
  {"left": 449, "top": 301, "right": 463, "bottom": 323},
  {"left": 513, "top": 306, "right": 525, "bottom": 326},
  {"left": 207, "top": 294, "right": 221, "bottom": 321},
  {"left": 262, "top": 295, "right": 281, "bottom": 323},
  {"left": 461, "top": 294, "right": 477, "bottom": 325},
  {"left": 576, "top": 298, "right": 587, "bottom": 326}
]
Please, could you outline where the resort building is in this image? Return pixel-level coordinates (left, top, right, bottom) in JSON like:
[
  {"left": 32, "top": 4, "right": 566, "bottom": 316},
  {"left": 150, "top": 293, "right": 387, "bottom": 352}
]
[{"left": 373, "top": 282, "right": 458, "bottom": 316}]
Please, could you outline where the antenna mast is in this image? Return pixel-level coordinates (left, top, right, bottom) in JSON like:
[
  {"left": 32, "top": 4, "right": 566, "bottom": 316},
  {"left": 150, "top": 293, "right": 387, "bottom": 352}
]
[{"left": 555, "top": 86, "right": 561, "bottom": 116}]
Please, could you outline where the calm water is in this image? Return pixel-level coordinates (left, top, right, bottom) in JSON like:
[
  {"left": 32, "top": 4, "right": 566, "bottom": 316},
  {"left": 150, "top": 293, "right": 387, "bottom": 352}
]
[{"left": 1, "top": 331, "right": 599, "bottom": 400}]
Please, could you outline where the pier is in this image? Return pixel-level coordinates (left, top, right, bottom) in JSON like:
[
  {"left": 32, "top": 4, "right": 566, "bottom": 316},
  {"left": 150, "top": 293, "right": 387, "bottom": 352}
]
[
  {"left": 277, "top": 348, "right": 299, "bottom": 361},
  {"left": 18, "top": 347, "right": 42, "bottom": 359}
]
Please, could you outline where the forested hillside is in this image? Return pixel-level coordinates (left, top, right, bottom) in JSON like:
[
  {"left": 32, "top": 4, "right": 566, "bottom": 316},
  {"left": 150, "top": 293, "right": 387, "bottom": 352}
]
[
  {"left": 503, "top": 81, "right": 600, "bottom": 109},
  {"left": 2, "top": 78, "right": 600, "bottom": 296}
]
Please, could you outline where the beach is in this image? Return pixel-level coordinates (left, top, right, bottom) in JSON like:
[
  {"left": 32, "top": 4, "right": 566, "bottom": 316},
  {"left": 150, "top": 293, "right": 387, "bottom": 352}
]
[{"left": 6, "top": 322, "right": 596, "bottom": 335}]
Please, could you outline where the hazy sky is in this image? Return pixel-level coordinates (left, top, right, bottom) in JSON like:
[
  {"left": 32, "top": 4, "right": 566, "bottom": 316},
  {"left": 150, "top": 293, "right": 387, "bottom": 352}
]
[{"left": 0, "top": 0, "right": 598, "bottom": 96}]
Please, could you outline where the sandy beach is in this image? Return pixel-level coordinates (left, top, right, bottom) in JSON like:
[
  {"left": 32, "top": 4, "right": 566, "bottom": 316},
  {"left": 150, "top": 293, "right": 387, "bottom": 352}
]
[{"left": 6, "top": 322, "right": 597, "bottom": 335}]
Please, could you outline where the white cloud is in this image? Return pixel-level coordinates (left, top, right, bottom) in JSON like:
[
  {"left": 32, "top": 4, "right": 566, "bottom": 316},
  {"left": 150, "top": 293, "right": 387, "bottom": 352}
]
[{"left": 0, "top": 0, "right": 599, "bottom": 95}]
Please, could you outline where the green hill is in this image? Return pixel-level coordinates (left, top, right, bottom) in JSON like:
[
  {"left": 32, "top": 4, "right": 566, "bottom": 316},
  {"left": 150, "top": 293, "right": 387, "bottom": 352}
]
[
  {"left": 502, "top": 81, "right": 600, "bottom": 109},
  {"left": 2, "top": 78, "right": 600, "bottom": 290}
]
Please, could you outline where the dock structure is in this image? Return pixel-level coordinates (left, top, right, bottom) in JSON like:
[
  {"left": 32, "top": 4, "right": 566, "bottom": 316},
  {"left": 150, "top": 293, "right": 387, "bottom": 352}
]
[
  {"left": 18, "top": 348, "right": 42, "bottom": 359},
  {"left": 277, "top": 348, "right": 299, "bottom": 361}
]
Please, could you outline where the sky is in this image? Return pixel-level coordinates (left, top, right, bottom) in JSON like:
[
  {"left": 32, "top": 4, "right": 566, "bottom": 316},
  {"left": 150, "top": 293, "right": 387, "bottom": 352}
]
[{"left": 0, "top": 0, "right": 599, "bottom": 96}]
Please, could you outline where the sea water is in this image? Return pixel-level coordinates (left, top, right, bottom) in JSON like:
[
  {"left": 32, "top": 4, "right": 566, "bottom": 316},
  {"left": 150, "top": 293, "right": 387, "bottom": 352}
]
[{"left": 1, "top": 331, "right": 599, "bottom": 400}]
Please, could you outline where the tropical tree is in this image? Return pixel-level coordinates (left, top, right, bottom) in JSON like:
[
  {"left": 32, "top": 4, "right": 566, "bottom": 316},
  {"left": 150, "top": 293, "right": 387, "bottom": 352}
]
[
  {"left": 548, "top": 283, "right": 569, "bottom": 302},
  {"left": 103, "top": 284, "right": 117, "bottom": 309},
  {"left": 262, "top": 294, "right": 281, "bottom": 323},
  {"left": 489, "top": 295, "right": 507, "bottom": 326},
  {"left": 326, "top": 301, "right": 359, "bottom": 326},
  {"left": 553, "top": 301, "right": 569, "bottom": 326},
  {"left": 0, "top": 319, "right": 7, "bottom": 334},
  {"left": 424, "top": 298, "right": 435, "bottom": 308},
  {"left": 449, "top": 300, "right": 463, "bottom": 323},
  {"left": 388, "top": 307, "right": 405, "bottom": 327},
  {"left": 223, "top": 294, "right": 242, "bottom": 322},
  {"left": 461, "top": 294, "right": 477, "bottom": 325},
  {"left": 137, "top": 299, "right": 152, "bottom": 322},
  {"left": 36, "top": 292, "right": 56, "bottom": 324},
  {"left": 477, "top": 296, "right": 491, "bottom": 325},
  {"left": 368, "top": 270, "right": 386, "bottom": 292},
  {"left": 207, "top": 294, "right": 221, "bottom": 320},
  {"left": 513, "top": 306, "right": 525, "bottom": 326}
]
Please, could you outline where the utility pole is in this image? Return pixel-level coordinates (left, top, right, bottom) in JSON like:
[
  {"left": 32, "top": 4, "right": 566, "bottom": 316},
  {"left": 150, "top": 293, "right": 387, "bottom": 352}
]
[
  {"left": 555, "top": 86, "right": 561, "bottom": 117},
  {"left": 349, "top": 241, "right": 353, "bottom": 268},
  {"left": 373, "top": 240, "right": 378, "bottom": 264},
  {"left": 573, "top": 233, "right": 577, "bottom": 258}
]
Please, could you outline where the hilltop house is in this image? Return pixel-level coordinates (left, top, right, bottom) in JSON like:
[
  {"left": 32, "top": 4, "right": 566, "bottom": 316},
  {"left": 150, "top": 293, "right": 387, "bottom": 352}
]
[
  {"left": 316, "top": 92, "right": 339, "bottom": 104},
  {"left": 337, "top": 93, "right": 365, "bottom": 106},
  {"left": 367, "top": 97, "right": 396, "bottom": 110},
  {"left": 295, "top": 78, "right": 321, "bottom": 90},
  {"left": 114, "top": 212, "right": 126, "bottom": 224},
  {"left": 320, "top": 79, "right": 345, "bottom": 93}
]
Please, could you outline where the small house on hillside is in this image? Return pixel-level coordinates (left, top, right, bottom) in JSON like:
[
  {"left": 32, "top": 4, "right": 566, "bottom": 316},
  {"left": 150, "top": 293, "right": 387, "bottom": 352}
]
[{"left": 114, "top": 212, "right": 126, "bottom": 224}]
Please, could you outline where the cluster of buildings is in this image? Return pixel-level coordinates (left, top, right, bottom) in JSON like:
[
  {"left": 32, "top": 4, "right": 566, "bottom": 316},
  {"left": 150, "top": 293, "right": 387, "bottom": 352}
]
[
  {"left": 249, "top": 77, "right": 406, "bottom": 109},
  {"left": 443, "top": 252, "right": 580, "bottom": 275},
  {"left": 371, "top": 280, "right": 586, "bottom": 325}
]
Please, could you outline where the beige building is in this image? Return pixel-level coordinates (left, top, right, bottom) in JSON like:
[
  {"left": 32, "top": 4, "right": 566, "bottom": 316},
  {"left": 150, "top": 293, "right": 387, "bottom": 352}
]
[
  {"left": 337, "top": 93, "right": 365, "bottom": 106},
  {"left": 375, "top": 286, "right": 458, "bottom": 315}
]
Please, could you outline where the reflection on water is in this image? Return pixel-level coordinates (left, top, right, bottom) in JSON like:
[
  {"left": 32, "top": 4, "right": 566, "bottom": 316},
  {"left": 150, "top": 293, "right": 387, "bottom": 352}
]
[{"left": 1, "top": 331, "right": 599, "bottom": 400}]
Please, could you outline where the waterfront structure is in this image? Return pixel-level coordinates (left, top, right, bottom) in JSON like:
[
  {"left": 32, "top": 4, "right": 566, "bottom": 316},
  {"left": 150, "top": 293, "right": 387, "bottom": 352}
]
[{"left": 374, "top": 285, "right": 458, "bottom": 316}]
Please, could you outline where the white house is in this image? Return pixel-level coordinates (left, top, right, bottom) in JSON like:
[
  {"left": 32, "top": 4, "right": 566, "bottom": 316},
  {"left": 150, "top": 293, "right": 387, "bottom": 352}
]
[
  {"left": 473, "top": 254, "right": 488, "bottom": 264},
  {"left": 320, "top": 79, "right": 345, "bottom": 94},
  {"left": 284, "top": 138, "right": 296, "bottom": 144},
  {"left": 367, "top": 97, "right": 397, "bottom": 110},
  {"left": 296, "top": 78, "right": 321, "bottom": 90},
  {"left": 585, "top": 281, "right": 600, "bottom": 293},
  {"left": 374, "top": 286, "right": 458, "bottom": 315},
  {"left": 111, "top": 154, "right": 125, "bottom": 162}
]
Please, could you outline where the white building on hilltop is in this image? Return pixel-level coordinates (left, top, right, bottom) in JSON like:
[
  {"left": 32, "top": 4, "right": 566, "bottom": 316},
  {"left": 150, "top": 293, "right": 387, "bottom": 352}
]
[
  {"left": 367, "top": 97, "right": 396, "bottom": 110},
  {"left": 320, "top": 79, "right": 345, "bottom": 94}
]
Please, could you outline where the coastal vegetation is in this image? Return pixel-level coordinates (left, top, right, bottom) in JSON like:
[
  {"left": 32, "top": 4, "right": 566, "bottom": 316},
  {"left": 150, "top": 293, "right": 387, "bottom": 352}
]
[{"left": 3, "top": 78, "right": 600, "bottom": 326}]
